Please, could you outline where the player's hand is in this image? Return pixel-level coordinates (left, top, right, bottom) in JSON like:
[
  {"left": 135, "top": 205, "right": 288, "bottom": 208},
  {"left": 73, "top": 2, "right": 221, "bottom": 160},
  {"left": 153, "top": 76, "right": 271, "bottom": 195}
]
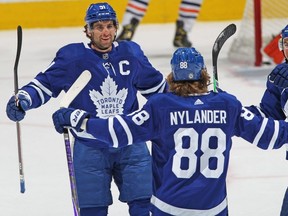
[
  {"left": 268, "top": 63, "right": 288, "bottom": 88},
  {"left": 52, "top": 108, "right": 89, "bottom": 134},
  {"left": 6, "top": 90, "right": 32, "bottom": 122}
]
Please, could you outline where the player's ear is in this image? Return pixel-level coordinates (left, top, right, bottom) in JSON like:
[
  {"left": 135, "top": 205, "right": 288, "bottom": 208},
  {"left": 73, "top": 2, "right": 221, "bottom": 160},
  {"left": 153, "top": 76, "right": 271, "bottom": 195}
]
[
  {"left": 84, "top": 24, "right": 92, "bottom": 37},
  {"left": 87, "top": 26, "right": 92, "bottom": 37}
]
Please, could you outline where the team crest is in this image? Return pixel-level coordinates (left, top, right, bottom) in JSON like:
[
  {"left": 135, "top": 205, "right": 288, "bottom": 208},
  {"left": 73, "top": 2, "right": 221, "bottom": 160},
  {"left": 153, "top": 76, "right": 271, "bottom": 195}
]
[{"left": 89, "top": 76, "right": 128, "bottom": 118}]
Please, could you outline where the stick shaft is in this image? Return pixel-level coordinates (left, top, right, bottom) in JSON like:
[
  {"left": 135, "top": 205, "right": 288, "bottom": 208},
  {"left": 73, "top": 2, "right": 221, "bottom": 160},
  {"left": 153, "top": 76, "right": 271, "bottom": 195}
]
[
  {"left": 64, "top": 129, "right": 80, "bottom": 216},
  {"left": 60, "top": 70, "right": 91, "bottom": 215},
  {"left": 14, "top": 25, "right": 25, "bottom": 193}
]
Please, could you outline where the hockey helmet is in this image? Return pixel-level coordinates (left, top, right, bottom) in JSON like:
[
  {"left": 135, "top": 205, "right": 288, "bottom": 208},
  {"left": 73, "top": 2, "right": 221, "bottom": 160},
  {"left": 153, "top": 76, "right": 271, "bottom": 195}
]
[
  {"left": 171, "top": 47, "right": 205, "bottom": 81},
  {"left": 85, "top": 3, "right": 117, "bottom": 27},
  {"left": 279, "top": 25, "right": 288, "bottom": 51},
  {"left": 282, "top": 25, "right": 288, "bottom": 39}
]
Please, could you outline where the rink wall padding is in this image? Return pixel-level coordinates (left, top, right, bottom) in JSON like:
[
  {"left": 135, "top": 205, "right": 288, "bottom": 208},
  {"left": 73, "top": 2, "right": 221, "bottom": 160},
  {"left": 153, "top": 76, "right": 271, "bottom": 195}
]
[{"left": 0, "top": 0, "right": 246, "bottom": 30}]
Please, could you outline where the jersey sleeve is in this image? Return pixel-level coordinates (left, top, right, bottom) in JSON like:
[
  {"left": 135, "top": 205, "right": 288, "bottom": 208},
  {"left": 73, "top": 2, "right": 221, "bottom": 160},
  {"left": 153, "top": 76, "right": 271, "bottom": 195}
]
[
  {"left": 85, "top": 98, "right": 158, "bottom": 147},
  {"left": 129, "top": 42, "right": 168, "bottom": 98},
  {"left": 19, "top": 44, "right": 83, "bottom": 109},
  {"left": 234, "top": 106, "right": 288, "bottom": 150}
]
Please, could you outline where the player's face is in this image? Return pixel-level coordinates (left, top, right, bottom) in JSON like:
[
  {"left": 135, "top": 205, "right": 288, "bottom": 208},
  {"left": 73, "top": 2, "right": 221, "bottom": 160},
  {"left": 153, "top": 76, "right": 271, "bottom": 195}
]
[
  {"left": 283, "top": 37, "right": 288, "bottom": 59},
  {"left": 89, "top": 20, "right": 117, "bottom": 52}
]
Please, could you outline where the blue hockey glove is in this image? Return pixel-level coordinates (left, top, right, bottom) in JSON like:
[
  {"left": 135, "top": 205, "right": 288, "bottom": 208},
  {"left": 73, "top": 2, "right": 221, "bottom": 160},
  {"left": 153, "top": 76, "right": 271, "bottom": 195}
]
[
  {"left": 6, "top": 90, "right": 32, "bottom": 122},
  {"left": 268, "top": 63, "right": 288, "bottom": 88},
  {"left": 52, "top": 108, "right": 89, "bottom": 134}
]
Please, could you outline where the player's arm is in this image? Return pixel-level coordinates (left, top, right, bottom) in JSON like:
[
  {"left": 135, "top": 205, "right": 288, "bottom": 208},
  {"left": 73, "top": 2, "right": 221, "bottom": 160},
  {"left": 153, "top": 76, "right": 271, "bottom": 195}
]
[
  {"left": 131, "top": 42, "right": 168, "bottom": 97},
  {"left": 246, "top": 71, "right": 286, "bottom": 120},
  {"left": 6, "top": 46, "right": 74, "bottom": 122},
  {"left": 6, "top": 65, "right": 67, "bottom": 122},
  {"left": 234, "top": 106, "right": 288, "bottom": 150},
  {"left": 52, "top": 102, "right": 156, "bottom": 147}
]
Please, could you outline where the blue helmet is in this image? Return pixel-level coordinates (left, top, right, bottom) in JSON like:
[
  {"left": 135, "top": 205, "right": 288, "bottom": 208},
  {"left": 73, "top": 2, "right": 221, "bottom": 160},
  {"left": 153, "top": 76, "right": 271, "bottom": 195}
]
[
  {"left": 282, "top": 25, "right": 288, "bottom": 39},
  {"left": 85, "top": 3, "right": 117, "bottom": 27},
  {"left": 279, "top": 25, "right": 288, "bottom": 51},
  {"left": 171, "top": 47, "right": 205, "bottom": 81}
]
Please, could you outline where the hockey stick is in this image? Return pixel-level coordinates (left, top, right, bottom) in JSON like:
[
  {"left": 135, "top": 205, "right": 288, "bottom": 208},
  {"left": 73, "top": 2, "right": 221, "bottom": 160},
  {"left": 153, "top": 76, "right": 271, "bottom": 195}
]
[
  {"left": 14, "top": 25, "right": 25, "bottom": 193},
  {"left": 212, "top": 23, "right": 237, "bottom": 92},
  {"left": 60, "top": 70, "right": 91, "bottom": 216}
]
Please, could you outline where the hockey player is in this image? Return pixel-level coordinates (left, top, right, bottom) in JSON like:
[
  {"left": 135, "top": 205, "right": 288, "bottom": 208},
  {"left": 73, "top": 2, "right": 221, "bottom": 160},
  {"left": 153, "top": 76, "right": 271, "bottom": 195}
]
[
  {"left": 247, "top": 25, "right": 288, "bottom": 216},
  {"left": 52, "top": 47, "right": 288, "bottom": 216},
  {"left": 6, "top": 2, "right": 168, "bottom": 216},
  {"left": 117, "top": 0, "right": 203, "bottom": 47},
  {"left": 248, "top": 25, "right": 288, "bottom": 120}
]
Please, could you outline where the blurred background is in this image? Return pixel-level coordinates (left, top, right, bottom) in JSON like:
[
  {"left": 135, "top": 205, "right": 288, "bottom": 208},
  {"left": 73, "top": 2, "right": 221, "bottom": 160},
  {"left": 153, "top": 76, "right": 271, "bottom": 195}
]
[{"left": 0, "top": 0, "right": 246, "bottom": 30}]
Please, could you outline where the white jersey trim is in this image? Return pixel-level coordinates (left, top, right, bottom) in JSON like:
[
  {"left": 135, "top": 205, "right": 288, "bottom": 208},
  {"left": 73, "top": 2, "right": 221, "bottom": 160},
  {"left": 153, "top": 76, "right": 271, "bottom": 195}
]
[
  {"left": 139, "top": 77, "right": 166, "bottom": 95},
  {"left": 151, "top": 195, "right": 227, "bottom": 216},
  {"left": 268, "top": 120, "right": 279, "bottom": 150},
  {"left": 253, "top": 118, "right": 268, "bottom": 146},
  {"left": 30, "top": 79, "right": 53, "bottom": 104},
  {"left": 109, "top": 117, "right": 118, "bottom": 148},
  {"left": 115, "top": 115, "right": 133, "bottom": 145}
]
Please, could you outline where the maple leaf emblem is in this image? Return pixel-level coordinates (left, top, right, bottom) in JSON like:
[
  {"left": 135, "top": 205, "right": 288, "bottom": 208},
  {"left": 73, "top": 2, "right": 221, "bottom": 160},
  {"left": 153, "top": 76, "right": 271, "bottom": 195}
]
[{"left": 89, "top": 76, "right": 128, "bottom": 118}]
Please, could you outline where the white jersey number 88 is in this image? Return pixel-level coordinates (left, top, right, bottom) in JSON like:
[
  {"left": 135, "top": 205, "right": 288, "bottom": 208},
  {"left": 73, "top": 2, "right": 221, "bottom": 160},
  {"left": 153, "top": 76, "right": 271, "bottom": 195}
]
[{"left": 173, "top": 127, "right": 226, "bottom": 179}]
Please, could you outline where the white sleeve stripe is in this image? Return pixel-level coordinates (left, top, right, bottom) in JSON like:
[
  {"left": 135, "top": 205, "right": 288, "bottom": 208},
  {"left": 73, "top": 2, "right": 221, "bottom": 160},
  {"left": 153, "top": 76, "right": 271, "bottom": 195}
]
[
  {"left": 267, "top": 120, "right": 279, "bottom": 150},
  {"left": 253, "top": 118, "right": 268, "bottom": 146},
  {"left": 109, "top": 117, "right": 118, "bottom": 148},
  {"left": 31, "top": 79, "right": 53, "bottom": 96},
  {"left": 29, "top": 84, "right": 45, "bottom": 105},
  {"left": 139, "top": 77, "right": 166, "bottom": 95},
  {"left": 115, "top": 115, "right": 133, "bottom": 145},
  {"left": 41, "top": 61, "right": 55, "bottom": 73}
]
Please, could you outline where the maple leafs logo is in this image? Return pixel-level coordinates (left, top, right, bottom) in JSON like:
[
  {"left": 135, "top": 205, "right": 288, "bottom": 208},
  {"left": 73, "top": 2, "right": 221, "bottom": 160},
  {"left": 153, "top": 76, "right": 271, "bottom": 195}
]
[{"left": 89, "top": 76, "right": 128, "bottom": 119}]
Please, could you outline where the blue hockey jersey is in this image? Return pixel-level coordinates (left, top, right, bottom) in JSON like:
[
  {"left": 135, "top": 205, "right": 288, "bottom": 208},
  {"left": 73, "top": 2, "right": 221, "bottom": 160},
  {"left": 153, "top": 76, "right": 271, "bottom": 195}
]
[
  {"left": 247, "top": 78, "right": 285, "bottom": 120},
  {"left": 84, "top": 90, "right": 288, "bottom": 215},
  {"left": 246, "top": 64, "right": 288, "bottom": 160},
  {"left": 20, "top": 40, "right": 167, "bottom": 147}
]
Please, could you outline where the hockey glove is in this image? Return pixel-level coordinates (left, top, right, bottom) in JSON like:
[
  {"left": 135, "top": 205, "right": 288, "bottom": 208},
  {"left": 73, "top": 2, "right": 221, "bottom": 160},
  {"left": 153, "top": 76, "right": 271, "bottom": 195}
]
[
  {"left": 52, "top": 108, "right": 89, "bottom": 134},
  {"left": 6, "top": 90, "right": 32, "bottom": 122},
  {"left": 268, "top": 63, "right": 288, "bottom": 88}
]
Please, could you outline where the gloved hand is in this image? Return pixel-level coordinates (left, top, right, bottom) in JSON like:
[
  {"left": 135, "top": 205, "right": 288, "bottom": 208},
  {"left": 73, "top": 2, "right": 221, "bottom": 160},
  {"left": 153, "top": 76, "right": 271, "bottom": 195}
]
[
  {"left": 6, "top": 90, "right": 32, "bottom": 122},
  {"left": 52, "top": 108, "right": 89, "bottom": 134},
  {"left": 268, "top": 63, "right": 288, "bottom": 88}
]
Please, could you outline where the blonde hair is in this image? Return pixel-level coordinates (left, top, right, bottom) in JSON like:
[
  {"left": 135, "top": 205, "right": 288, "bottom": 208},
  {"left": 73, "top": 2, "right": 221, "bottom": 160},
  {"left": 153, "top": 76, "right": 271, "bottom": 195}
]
[{"left": 167, "top": 69, "right": 211, "bottom": 97}]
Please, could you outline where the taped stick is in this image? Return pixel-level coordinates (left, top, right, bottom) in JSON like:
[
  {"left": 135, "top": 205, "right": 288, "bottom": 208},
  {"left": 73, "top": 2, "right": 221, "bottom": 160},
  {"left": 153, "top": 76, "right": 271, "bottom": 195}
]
[{"left": 60, "top": 70, "right": 91, "bottom": 216}]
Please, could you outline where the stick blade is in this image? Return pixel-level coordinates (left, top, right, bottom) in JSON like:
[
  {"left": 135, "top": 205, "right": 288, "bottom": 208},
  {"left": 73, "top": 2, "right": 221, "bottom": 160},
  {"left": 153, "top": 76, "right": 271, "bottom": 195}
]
[
  {"left": 212, "top": 23, "right": 237, "bottom": 92},
  {"left": 212, "top": 23, "right": 237, "bottom": 66},
  {"left": 60, "top": 70, "right": 92, "bottom": 108}
]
